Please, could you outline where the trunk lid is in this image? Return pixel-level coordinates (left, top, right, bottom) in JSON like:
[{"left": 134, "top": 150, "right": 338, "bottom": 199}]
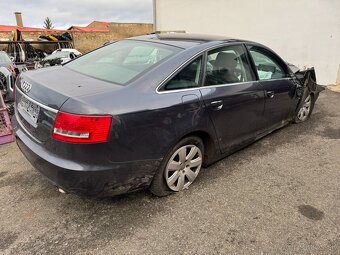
[{"left": 15, "top": 66, "right": 121, "bottom": 142}]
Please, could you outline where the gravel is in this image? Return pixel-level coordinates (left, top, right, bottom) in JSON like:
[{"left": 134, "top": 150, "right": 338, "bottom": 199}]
[{"left": 0, "top": 89, "right": 339, "bottom": 255}]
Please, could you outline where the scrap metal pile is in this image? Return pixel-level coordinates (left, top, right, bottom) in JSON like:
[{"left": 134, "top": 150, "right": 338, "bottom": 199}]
[
  {"left": 0, "top": 29, "right": 77, "bottom": 115},
  {"left": 6, "top": 29, "right": 73, "bottom": 63},
  {"left": 0, "top": 91, "right": 14, "bottom": 145},
  {"left": 0, "top": 65, "right": 15, "bottom": 115}
]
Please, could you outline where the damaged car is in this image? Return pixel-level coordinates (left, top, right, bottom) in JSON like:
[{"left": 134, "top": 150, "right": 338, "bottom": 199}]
[
  {"left": 37, "top": 48, "right": 82, "bottom": 68},
  {"left": 13, "top": 33, "right": 323, "bottom": 197},
  {"left": 0, "top": 51, "right": 17, "bottom": 113},
  {"left": 0, "top": 50, "right": 16, "bottom": 72},
  {"left": 0, "top": 66, "right": 15, "bottom": 103}
]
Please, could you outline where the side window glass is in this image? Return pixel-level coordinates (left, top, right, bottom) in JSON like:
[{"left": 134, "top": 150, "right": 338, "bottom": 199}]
[
  {"left": 163, "top": 56, "right": 202, "bottom": 91},
  {"left": 248, "top": 47, "right": 289, "bottom": 80},
  {"left": 205, "top": 45, "right": 253, "bottom": 86}
]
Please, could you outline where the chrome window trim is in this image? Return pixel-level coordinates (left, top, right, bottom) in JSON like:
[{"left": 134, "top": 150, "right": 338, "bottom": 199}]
[
  {"left": 16, "top": 85, "right": 59, "bottom": 113},
  {"left": 156, "top": 43, "right": 231, "bottom": 94},
  {"left": 203, "top": 80, "right": 259, "bottom": 88},
  {"left": 156, "top": 52, "right": 204, "bottom": 94},
  {"left": 156, "top": 86, "right": 201, "bottom": 94},
  {"left": 258, "top": 77, "right": 292, "bottom": 82},
  {"left": 156, "top": 77, "right": 292, "bottom": 94},
  {"left": 155, "top": 42, "right": 290, "bottom": 95}
]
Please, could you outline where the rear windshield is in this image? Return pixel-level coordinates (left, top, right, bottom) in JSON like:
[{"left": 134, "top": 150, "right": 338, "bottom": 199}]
[{"left": 66, "top": 40, "right": 180, "bottom": 85}]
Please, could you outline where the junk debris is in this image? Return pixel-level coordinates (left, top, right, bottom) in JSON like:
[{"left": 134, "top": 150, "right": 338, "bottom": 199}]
[
  {"left": 0, "top": 29, "right": 77, "bottom": 110},
  {"left": 0, "top": 29, "right": 75, "bottom": 71},
  {"left": 38, "top": 48, "right": 82, "bottom": 68},
  {"left": 0, "top": 66, "right": 15, "bottom": 103},
  {"left": 0, "top": 92, "right": 14, "bottom": 145}
]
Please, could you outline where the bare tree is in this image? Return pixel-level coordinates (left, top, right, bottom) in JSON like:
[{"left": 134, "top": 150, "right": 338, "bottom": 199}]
[{"left": 43, "top": 17, "right": 54, "bottom": 29}]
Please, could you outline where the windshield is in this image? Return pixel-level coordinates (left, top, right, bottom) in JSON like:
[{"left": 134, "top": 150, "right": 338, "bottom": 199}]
[
  {"left": 65, "top": 40, "right": 180, "bottom": 85},
  {"left": 45, "top": 51, "right": 70, "bottom": 60},
  {"left": 0, "top": 52, "right": 11, "bottom": 64}
]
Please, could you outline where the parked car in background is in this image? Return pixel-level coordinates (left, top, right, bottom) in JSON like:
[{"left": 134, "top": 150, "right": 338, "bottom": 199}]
[
  {"left": 0, "top": 51, "right": 17, "bottom": 104},
  {"left": 0, "top": 50, "right": 16, "bottom": 74},
  {"left": 37, "top": 48, "right": 82, "bottom": 68},
  {"left": 13, "top": 33, "right": 322, "bottom": 197}
]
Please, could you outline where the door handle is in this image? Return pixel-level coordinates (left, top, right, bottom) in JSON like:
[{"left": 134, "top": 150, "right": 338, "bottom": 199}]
[
  {"left": 210, "top": 100, "right": 223, "bottom": 110},
  {"left": 266, "top": 91, "right": 275, "bottom": 98}
]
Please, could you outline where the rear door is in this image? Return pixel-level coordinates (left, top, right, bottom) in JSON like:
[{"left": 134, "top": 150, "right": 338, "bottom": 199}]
[
  {"left": 157, "top": 55, "right": 208, "bottom": 138},
  {"left": 200, "top": 44, "right": 265, "bottom": 154},
  {"left": 247, "top": 45, "right": 296, "bottom": 132}
]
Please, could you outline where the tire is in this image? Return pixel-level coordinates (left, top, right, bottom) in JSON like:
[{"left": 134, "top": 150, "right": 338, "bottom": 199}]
[
  {"left": 150, "top": 136, "right": 204, "bottom": 197},
  {"left": 293, "top": 93, "right": 315, "bottom": 123}
]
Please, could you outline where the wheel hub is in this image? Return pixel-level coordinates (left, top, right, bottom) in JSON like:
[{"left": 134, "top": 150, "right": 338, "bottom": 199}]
[
  {"left": 164, "top": 144, "right": 202, "bottom": 192},
  {"left": 297, "top": 95, "right": 311, "bottom": 121}
]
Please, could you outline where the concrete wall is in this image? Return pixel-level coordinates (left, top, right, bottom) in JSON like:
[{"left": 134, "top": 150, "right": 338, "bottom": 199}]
[
  {"left": 75, "top": 23, "right": 152, "bottom": 52},
  {"left": 88, "top": 22, "right": 153, "bottom": 38},
  {"left": 72, "top": 31, "right": 121, "bottom": 53},
  {"left": 154, "top": 0, "right": 340, "bottom": 85},
  {"left": 0, "top": 32, "right": 10, "bottom": 50}
]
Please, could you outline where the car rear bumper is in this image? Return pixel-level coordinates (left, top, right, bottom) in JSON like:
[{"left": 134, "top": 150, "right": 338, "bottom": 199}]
[{"left": 15, "top": 126, "right": 160, "bottom": 197}]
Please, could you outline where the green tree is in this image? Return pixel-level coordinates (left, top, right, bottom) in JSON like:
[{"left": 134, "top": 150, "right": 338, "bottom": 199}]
[{"left": 43, "top": 17, "right": 54, "bottom": 29}]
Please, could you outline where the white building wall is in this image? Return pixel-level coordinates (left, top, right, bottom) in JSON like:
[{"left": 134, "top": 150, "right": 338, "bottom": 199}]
[{"left": 154, "top": 0, "right": 340, "bottom": 85}]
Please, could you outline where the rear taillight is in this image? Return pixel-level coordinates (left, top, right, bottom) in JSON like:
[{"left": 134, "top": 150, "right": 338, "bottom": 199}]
[{"left": 52, "top": 112, "right": 112, "bottom": 144}]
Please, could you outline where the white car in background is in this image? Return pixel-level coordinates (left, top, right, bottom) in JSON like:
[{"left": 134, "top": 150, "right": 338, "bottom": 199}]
[
  {"left": 0, "top": 51, "right": 18, "bottom": 103},
  {"left": 38, "top": 48, "right": 82, "bottom": 68}
]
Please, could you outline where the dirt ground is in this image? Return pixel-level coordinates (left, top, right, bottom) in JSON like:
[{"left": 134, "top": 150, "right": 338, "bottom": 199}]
[
  {"left": 0, "top": 89, "right": 339, "bottom": 255},
  {"left": 328, "top": 84, "right": 340, "bottom": 93}
]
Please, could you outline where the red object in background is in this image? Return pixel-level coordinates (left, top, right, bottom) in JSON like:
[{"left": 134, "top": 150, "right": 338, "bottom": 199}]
[
  {"left": 7, "top": 64, "right": 16, "bottom": 75},
  {"left": 0, "top": 94, "right": 15, "bottom": 145}
]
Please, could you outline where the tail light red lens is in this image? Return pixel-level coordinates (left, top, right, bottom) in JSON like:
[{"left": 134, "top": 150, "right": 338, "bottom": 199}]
[{"left": 52, "top": 112, "right": 112, "bottom": 144}]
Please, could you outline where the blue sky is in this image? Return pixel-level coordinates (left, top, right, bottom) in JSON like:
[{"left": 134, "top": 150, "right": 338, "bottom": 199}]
[{"left": 0, "top": 0, "right": 153, "bottom": 28}]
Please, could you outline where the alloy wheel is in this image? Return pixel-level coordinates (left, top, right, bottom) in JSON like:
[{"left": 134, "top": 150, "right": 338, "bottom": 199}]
[
  {"left": 297, "top": 95, "right": 312, "bottom": 122},
  {"left": 164, "top": 145, "right": 202, "bottom": 191}
]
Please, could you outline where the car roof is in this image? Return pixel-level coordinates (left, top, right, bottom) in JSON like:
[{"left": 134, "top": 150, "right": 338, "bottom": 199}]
[{"left": 129, "top": 33, "right": 249, "bottom": 49}]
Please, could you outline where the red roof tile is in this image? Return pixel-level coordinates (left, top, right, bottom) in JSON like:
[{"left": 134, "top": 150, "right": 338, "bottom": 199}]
[
  {"left": 0, "top": 25, "right": 66, "bottom": 32},
  {"left": 93, "top": 21, "right": 110, "bottom": 27},
  {"left": 68, "top": 26, "right": 109, "bottom": 32}
]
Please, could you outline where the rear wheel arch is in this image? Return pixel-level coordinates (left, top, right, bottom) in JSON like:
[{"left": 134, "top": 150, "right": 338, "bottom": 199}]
[
  {"left": 150, "top": 135, "right": 204, "bottom": 196},
  {"left": 179, "top": 130, "right": 218, "bottom": 167}
]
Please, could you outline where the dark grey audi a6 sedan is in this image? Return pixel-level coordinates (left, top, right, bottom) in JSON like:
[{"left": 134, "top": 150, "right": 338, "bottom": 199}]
[{"left": 13, "top": 33, "right": 322, "bottom": 197}]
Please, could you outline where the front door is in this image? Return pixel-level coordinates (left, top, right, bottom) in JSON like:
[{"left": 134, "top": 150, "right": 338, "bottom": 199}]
[
  {"left": 247, "top": 45, "right": 297, "bottom": 132},
  {"left": 200, "top": 44, "right": 265, "bottom": 154}
]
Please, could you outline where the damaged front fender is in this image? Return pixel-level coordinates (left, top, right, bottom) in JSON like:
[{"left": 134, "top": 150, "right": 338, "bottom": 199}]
[{"left": 291, "top": 66, "right": 325, "bottom": 111}]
